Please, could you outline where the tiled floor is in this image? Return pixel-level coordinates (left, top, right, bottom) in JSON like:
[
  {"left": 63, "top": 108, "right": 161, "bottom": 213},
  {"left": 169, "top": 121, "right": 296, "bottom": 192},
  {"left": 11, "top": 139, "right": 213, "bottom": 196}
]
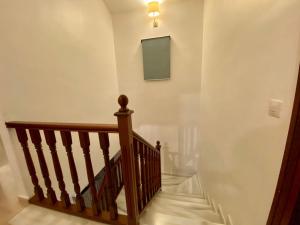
[{"left": 9, "top": 205, "right": 107, "bottom": 225}]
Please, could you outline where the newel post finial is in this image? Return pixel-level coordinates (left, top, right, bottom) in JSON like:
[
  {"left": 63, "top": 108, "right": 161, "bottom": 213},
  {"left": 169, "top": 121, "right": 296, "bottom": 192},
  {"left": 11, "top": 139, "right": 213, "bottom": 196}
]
[
  {"left": 156, "top": 141, "right": 161, "bottom": 151},
  {"left": 118, "top": 95, "right": 129, "bottom": 112}
]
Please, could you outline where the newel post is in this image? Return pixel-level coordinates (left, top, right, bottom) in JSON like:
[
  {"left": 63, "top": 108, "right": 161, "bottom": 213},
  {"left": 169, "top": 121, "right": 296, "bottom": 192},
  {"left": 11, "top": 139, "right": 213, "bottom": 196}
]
[{"left": 114, "top": 95, "right": 139, "bottom": 225}]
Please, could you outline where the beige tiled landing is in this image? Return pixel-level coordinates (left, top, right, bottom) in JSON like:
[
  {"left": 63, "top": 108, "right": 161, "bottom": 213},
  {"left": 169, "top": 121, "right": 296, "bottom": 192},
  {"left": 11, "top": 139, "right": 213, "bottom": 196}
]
[{"left": 9, "top": 205, "right": 107, "bottom": 225}]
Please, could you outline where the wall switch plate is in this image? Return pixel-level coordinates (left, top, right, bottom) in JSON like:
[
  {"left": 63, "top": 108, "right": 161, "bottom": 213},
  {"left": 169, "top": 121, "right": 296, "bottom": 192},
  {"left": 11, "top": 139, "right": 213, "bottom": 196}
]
[{"left": 269, "top": 99, "right": 283, "bottom": 118}]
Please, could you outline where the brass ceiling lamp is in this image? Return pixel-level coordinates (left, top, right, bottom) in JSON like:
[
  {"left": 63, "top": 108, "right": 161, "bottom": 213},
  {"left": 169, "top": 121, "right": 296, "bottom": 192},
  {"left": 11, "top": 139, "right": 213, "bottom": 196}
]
[{"left": 147, "top": 1, "right": 160, "bottom": 28}]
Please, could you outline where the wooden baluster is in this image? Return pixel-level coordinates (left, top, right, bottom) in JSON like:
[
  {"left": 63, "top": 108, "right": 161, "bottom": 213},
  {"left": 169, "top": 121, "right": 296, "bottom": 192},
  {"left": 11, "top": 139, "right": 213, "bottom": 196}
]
[
  {"left": 155, "top": 152, "right": 159, "bottom": 191},
  {"left": 16, "top": 128, "right": 44, "bottom": 201},
  {"left": 114, "top": 165, "right": 120, "bottom": 191},
  {"left": 156, "top": 152, "right": 159, "bottom": 191},
  {"left": 150, "top": 149, "right": 154, "bottom": 197},
  {"left": 154, "top": 152, "right": 157, "bottom": 193},
  {"left": 98, "top": 132, "right": 118, "bottom": 219},
  {"left": 101, "top": 190, "right": 106, "bottom": 211},
  {"left": 118, "top": 160, "right": 123, "bottom": 186},
  {"left": 149, "top": 148, "right": 153, "bottom": 198},
  {"left": 99, "top": 195, "right": 104, "bottom": 211},
  {"left": 79, "top": 132, "right": 100, "bottom": 216},
  {"left": 154, "top": 151, "right": 156, "bottom": 192},
  {"left": 139, "top": 142, "right": 146, "bottom": 208},
  {"left": 148, "top": 149, "right": 152, "bottom": 198},
  {"left": 60, "top": 131, "right": 85, "bottom": 211},
  {"left": 29, "top": 129, "right": 57, "bottom": 204},
  {"left": 145, "top": 147, "right": 150, "bottom": 202},
  {"left": 156, "top": 141, "right": 162, "bottom": 190},
  {"left": 149, "top": 148, "right": 154, "bottom": 198},
  {"left": 104, "top": 186, "right": 110, "bottom": 211},
  {"left": 115, "top": 162, "right": 120, "bottom": 190},
  {"left": 114, "top": 166, "right": 118, "bottom": 193},
  {"left": 114, "top": 95, "right": 139, "bottom": 225},
  {"left": 44, "top": 130, "right": 70, "bottom": 207},
  {"left": 111, "top": 164, "right": 117, "bottom": 193},
  {"left": 133, "top": 138, "right": 142, "bottom": 212}
]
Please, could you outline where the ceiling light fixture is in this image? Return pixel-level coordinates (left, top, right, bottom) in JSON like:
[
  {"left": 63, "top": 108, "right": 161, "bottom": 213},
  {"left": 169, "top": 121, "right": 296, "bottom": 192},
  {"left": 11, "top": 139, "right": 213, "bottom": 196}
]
[{"left": 147, "top": 1, "right": 160, "bottom": 28}]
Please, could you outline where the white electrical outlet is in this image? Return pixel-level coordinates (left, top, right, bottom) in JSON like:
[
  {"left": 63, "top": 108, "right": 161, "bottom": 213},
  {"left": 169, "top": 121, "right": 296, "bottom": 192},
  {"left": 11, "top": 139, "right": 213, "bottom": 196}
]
[{"left": 269, "top": 99, "right": 283, "bottom": 118}]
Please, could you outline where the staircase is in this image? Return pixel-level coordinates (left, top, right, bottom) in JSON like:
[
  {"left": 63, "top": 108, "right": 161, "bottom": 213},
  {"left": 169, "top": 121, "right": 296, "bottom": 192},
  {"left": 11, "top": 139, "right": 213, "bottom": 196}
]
[
  {"left": 115, "top": 174, "right": 225, "bottom": 225},
  {"left": 5, "top": 95, "right": 224, "bottom": 225}
]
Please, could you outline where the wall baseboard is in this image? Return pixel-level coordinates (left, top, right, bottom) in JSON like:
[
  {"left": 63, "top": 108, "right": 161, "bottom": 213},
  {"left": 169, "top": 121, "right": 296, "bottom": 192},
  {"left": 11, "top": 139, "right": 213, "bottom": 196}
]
[
  {"left": 218, "top": 204, "right": 227, "bottom": 225},
  {"left": 196, "top": 174, "right": 233, "bottom": 225},
  {"left": 211, "top": 199, "right": 217, "bottom": 212},
  {"left": 18, "top": 195, "right": 30, "bottom": 205},
  {"left": 227, "top": 215, "right": 234, "bottom": 225}
]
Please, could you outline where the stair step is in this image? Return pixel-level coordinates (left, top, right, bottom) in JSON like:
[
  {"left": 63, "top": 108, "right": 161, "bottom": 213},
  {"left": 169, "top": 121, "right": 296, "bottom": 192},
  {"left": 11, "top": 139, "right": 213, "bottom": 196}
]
[
  {"left": 158, "top": 192, "right": 206, "bottom": 203},
  {"left": 161, "top": 191, "right": 204, "bottom": 198},
  {"left": 146, "top": 200, "right": 222, "bottom": 223},
  {"left": 140, "top": 211, "right": 224, "bottom": 225},
  {"left": 162, "top": 177, "right": 202, "bottom": 195},
  {"left": 149, "top": 197, "right": 212, "bottom": 210},
  {"left": 161, "top": 175, "right": 187, "bottom": 186}
]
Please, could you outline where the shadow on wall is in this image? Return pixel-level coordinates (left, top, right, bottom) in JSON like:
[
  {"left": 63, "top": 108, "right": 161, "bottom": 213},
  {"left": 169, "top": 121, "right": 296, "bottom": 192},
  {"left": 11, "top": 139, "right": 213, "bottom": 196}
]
[{"left": 136, "top": 124, "right": 200, "bottom": 176}]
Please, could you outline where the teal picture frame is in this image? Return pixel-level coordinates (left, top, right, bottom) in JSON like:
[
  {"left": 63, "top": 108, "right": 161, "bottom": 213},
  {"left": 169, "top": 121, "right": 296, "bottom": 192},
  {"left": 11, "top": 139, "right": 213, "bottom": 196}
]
[{"left": 141, "top": 36, "right": 171, "bottom": 81}]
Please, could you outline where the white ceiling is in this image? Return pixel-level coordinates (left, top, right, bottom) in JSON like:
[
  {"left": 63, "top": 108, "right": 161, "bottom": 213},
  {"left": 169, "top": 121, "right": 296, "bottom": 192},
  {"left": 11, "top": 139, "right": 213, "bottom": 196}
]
[
  {"left": 104, "top": 0, "right": 147, "bottom": 14},
  {"left": 104, "top": 0, "right": 182, "bottom": 14}
]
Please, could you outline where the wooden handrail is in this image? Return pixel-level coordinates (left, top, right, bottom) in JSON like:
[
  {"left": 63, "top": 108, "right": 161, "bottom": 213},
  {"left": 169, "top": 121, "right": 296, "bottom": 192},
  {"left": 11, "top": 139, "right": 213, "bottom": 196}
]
[
  {"left": 133, "top": 131, "right": 159, "bottom": 153},
  {"left": 5, "top": 121, "right": 118, "bottom": 133}
]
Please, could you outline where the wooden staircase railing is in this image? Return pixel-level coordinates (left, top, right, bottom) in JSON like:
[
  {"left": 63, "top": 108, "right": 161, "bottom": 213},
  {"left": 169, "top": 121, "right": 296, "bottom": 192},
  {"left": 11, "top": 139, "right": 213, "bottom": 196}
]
[{"left": 5, "top": 95, "right": 161, "bottom": 225}]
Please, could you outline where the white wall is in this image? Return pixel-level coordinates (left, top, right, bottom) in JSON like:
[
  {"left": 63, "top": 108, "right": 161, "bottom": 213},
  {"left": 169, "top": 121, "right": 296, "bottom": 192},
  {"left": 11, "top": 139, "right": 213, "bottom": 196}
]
[
  {"left": 199, "top": 1, "right": 300, "bottom": 225},
  {"left": 0, "top": 0, "right": 120, "bottom": 197},
  {"left": 112, "top": 0, "right": 204, "bottom": 175}
]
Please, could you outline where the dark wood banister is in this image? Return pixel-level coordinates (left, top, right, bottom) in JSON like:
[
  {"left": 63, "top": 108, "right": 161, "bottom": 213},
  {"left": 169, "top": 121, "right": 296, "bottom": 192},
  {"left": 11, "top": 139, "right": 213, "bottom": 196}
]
[
  {"left": 5, "top": 121, "right": 119, "bottom": 133},
  {"left": 5, "top": 95, "right": 161, "bottom": 225}
]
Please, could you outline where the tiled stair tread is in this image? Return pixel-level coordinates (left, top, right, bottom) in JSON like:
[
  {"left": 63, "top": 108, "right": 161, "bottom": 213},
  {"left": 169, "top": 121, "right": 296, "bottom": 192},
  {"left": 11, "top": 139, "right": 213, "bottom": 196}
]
[
  {"left": 162, "top": 177, "right": 203, "bottom": 195},
  {"left": 162, "top": 181, "right": 187, "bottom": 186},
  {"left": 157, "top": 192, "right": 207, "bottom": 203},
  {"left": 140, "top": 211, "right": 224, "bottom": 225},
  {"left": 146, "top": 201, "right": 222, "bottom": 223},
  {"left": 162, "top": 190, "right": 204, "bottom": 198},
  {"left": 161, "top": 174, "right": 190, "bottom": 178},
  {"left": 151, "top": 197, "right": 211, "bottom": 209},
  {"left": 161, "top": 175, "right": 187, "bottom": 185}
]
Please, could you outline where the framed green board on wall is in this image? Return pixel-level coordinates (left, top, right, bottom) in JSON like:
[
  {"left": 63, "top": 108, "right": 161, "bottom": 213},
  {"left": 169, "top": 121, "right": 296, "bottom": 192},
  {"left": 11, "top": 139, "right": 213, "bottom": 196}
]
[{"left": 141, "top": 36, "right": 171, "bottom": 80}]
